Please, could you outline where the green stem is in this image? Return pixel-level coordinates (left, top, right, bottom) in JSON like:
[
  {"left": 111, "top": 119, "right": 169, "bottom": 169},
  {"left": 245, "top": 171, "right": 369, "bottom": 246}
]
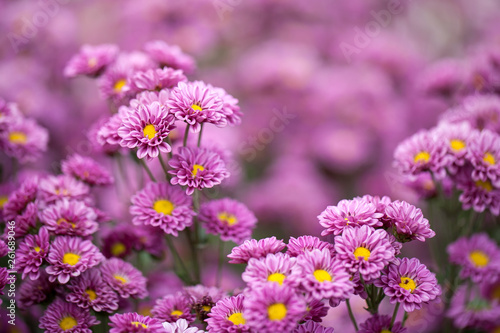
[
  {"left": 402, "top": 311, "right": 408, "bottom": 327},
  {"left": 197, "top": 123, "right": 204, "bottom": 147},
  {"left": 166, "top": 137, "right": 174, "bottom": 158},
  {"left": 185, "top": 228, "right": 200, "bottom": 284},
  {"left": 183, "top": 125, "right": 190, "bottom": 147},
  {"left": 165, "top": 236, "right": 192, "bottom": 284},
  {"left": 139, "top": 159, "right": 156, "bottom": 182},
  {"left": 216, "top": 238, "right": 224, "bottom": 288},
  {"left": 346, "top": 299, "right": 358, "bottom": 331},
  {"left": 158, "top": 153, "right": 171, "bottom": 181},
  {"left": 390, "top": 302, "right": 400, "bottom": 330}
]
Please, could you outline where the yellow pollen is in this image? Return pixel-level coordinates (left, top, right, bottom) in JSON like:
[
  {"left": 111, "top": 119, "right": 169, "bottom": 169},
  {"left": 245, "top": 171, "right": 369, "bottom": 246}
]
[
  {"left": 34, "top": 246, "right": 41, "bottom": 253},
  {"left": 0, "top": 196, "right": 8, "bottom": 208},
  {"left": 381, "top": 330, "right": 392, "bottom": 333},
  {"left": 62, "top": 253, "right": 80, "bottom": 266},
  {"left": 469, "top": 250, "right": 489, "bottom": 268},
  {"left": 414, "top": 151, "right": 430, "bottom": 163},
  {"left": 131, "top": 321, "right": 148, "bottom": 329},
  {"left": 267, "top": 303, "right": 287, "bottom": 321},
  {"left": 484, "top": 152, "right": 496, "bottom": 166},
  {"left": 399, "top": 277, "right": 417, "bottom": 293},
  {"left": 313, "top": 269, "right": 332, "bottom": 283},
  {"left": 9, "top": 131, "right": 27, "bottom": 144},
  {"left": 191, "top": 104, "right": 202, "bottom": 112},
  {"left": 227, "top": 312, "right": 246, "bottom": 325},
  {"left": 493, "top": 328, "right": 500, "bottom": 333},
  {"left": 202, "top": 305, "right": 212, "bottom": 312},
  {"left": 354, "top": 247, "right": 371, "bottom": 261},
  {"left": 476, "top": 180, "right": 493, "bottom": 192},
  {"left": 153, "top": 199, "right": 175, "bottom": 215},
  {"left": 114, "top": 274, "right": 128, "bottom": 284},
  {"left": 85, "top": 289, "right": 97, "bottom": 301},
  {"left": 114, "top": 79, "right": 127, "bottom": 92},
  {"left": 57, "top": 218, "right": 76, "bottom": 228},
  {"left": 218, "top": 212, "right": 238, "bottom": 226},
  {"left": 111, "top": 242, "right": 127, "bottom": 256},
  {"left": 59, "top": 316, "right": 78, "bottom": 331},
  {"left": 450, "top": 139, "right": 466, "bottom": 151},
  {"left": 143, "top": 124, "right": 157, "bottom": 140},
  {"left": 267, "top": 272, "right": 286, "bottom": 285},
  {"left": 171, "top": 310, "right": 183, "bottom": 317},
  {"left": 192, "top": 164, "right": 205, "bottom": 177}
]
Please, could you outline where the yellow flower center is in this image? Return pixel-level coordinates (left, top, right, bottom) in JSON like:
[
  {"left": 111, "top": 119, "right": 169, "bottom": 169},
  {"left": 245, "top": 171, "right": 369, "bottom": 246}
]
[
  {"left": 85, "top": 289, "right": 97, "bottom": 301},
  {"left": 399, "top": 276, "right": 417, "bottom": 293},
  {"left": 469, "top": 250, "right": 489, "bottom": 268},
  {"left": 218, "top": 212, "right": 238, "bottom": 226},
  {"left": 153, "top": 199, "right": 175, "bottom": 215},
  {"left": 492, "top": 327, "right": 500, "bottom": 333},
  {"left": 62, "top": 253, "right": 80, "bottom": 266},
  {"left": 9, "top": 131, "right": 27, "bottom": 144},
  {"left": 171, "top": 310, "right": 183, "bottom": 317},
  {"left": 414, "top": 151, "right": 430, "bottom": 163},
  {"left": 476, "top": 180, "right": 493, "bottom": 192},
  {"left": 313, "top": 269, "right": 332, "bottom": 283},
  {"left": 0, "top": 196, "right": 8, "bottom": 208},
  {"left": 57, "top": 218, "right": 76, "bottom": 228},
  {"left": 34, "top": 246, "right": 41, "bottom": 253},
  {"left": 202, "top": 305, "right": 212, "bottom": 312},
  {"left": 192, "top": 164, "right": 205, "bottom": 177},
  {"left": 267, "top": 303, "right": 287, "bottom": 321},
  {"left": 114, "top": 79, "right": 127, "bottom": 92},
  {"left": 114, "top": 274, "right": 128, "bottom": 284},
  {"left": 59, "top": 316, "right": 77, "bottom": 331},
  {"left": 143, "top": 124, "right": 157, "bottom": 140},
  {"left": 111, "top": 242, "right": 127, "bottom": 256},
  {"left": 191, "top": 104, "right": 202, "bottom": 112},
  {"left": 450, "top": 139, "right": 466, "bottom": 151},
  {"left": 131, "top": 321, "right": 148, "bottom": 329},
  {"left": 484, "top": 152, "right": 496, "bottom": 166},
  {"left": 227, "top": 312, "right": 246, "bottom": 325},
  {"left": 354, "top": 247, "right": 371, "bottom": 261},
  {"left": 381, "top": 330, "right": 392, "bottom": 333},
  {"left": 267, "top": 272, "right": 286, "bottom": 285}
]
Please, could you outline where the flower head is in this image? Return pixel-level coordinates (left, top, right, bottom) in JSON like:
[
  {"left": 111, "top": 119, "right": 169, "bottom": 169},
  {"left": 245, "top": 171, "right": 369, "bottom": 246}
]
[
  {"left": 2, "top": 176, "right": 38, "bottom": 221},
  {"left": 109, "top": 312, "right": 165, "bottom": 333},
  {"left": 358, "top": 314, "right": 407, "bottom": 333},
  {"left": 152, "top": 292, "right": 195, "bottom": 324},
  {"left": 228, "top": 237, "right": 286, "bottom": 264},
  {"left": 1, "top": 117, "right": 48, "bottom": 163},
  {"left": 163, "top": 319, "right": 204, "bottom": 333},
  {"left": 100, "top": 258, "right": 148, "bottom": 299},
  {"left": 206, "top": 294, "right": 251, "bottom": 333},
  {"left": 385, "top": 200, "right": 435, "bottom": 243},
  {"left": 38, "top": 175, "right": 90, "bottom": 205},
  {"left": 18, "top": 271, "right": 54, "bottom": 309},
  {"left": 39, "top": 298, "right": 99, "bottom": 333},
  {"left": 64, "top": 44, "right": 119, "bottom": 78},
  {"left": 16, "top": 227, "right": 49, "bottom": 280},
  {"left": 293, "top": 321, "right": 335, "bottom": 333},
  {"left": 61, "top": 154, "right": 113, "bottom": 186},
  {"left": 468, "top": 129, "right": 500, "bottom": 186},
  {"left": 40, "top": 199, "right": 99, "bottom": 237},
  {"left": 144, "top": 40, "right": 195, "bottom": 73},
  {"left": 286, "top": 235, "right": 335, "bottom": 257},
  {"left": 131, "top": 67, "right": 187, "bottom": 92},
  {"left": 243, "top": 253, "right": 297, "bottom": 288}
]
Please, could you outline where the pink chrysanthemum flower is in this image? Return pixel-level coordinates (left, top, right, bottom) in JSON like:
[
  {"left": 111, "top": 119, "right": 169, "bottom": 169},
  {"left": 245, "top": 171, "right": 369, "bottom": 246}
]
[
  {"left": 243, "top": 253, "right": 297, "bottom": 288},
  {"left": 357, "top": 194, "right": 393, "bottom": 228},
  {"left": 66, "top": 269, "right": 119, "bottom": 313},
  {"left": 131, "top": 67, "right": 187, "bottom": 92},
  {"left": 302, "top": 299, "right": 329, "bottom": 322},
  {"left": 334, "top": 225, "right": 395, "bottom": 281},
  {"left": 393, "top": 130, "right": 449, "bottom": 179},
  {"left": 95, "top": 112, "right": 128, "bottom": 153},
  {"left": 144, "top": 40, "right": 195, "bottom": 73},
  {"left": 417, "top": 58, "right": 467, "bottom": 98},
  {"left": 152, "top": 292, "right": 195, "bottom": 324},
  {"left": 163, "top": 319, "right": 204, "bottom": 333},
  {"left": 358, "top": 314, "right": 407, "bottom": 333},
  {"left": 130, "top": 182, "right": 195, "bottom": 236},
  {"left": 432, "top": 122, "right": 474, "bottom": 174},
  {"left": 447, "top": 233, "right": 500, "bottom": 283},
  {"left": 286, "top": 235, "right": 336, "bottom": 258},
  {"left": 8, "top": 201, "right": 37, "bottom": 238},
  {"left": 228, "top": 237, "right": 286, "bottom": 264},
  {"left": 289, "top": 248, "right": 354, "bottom": 303},
  {"left": 167, "top": 81, "right": 225, "bottom": 133},
  {"left": 468, "top": 129, "right": 500, "bottom": 186},
  {"left": 18, "top": 271, "right": 54, "bottom": 309},
  {"left": 457, "top": 171, "right": 500, "bottom": 215},
  {"left": 2, "top": 176, "right": 38, "bottom": 221},
  {"left": 100, "top": 258, "right": 148, "bottom": 299},
  {"left": 293, "top": 321, "right": 335, "bottom": 333},
  {"left": 208, "top": 84, "right": 243, "bottom": 126},
  {"left": 206, "top": 294, "right": 251, "bottom": 333},
  {"left": 385, "top": 200, "right": 436, "bottom": 243},
  {"left": 183, "top": 284, "right": 227, "bottom": 305},
  {"left": 40, "top": 199, "right": 99, "bottom": 237},
  {"left": 38, "top": 175, "right": 90, "bottom": 205},
  {"left": 101, "top": 225, "right": 140, "bottom": 259},
  {"left": 16, "top": 227, "right": 49, "bottom": 280},
  {"left": 46, "top": 236, "right": 103, "bottom": 284},
  {"left": 243, "top": 283, "right": 306, "bottom": 333},
  {"left": 1, "top": 117, "right": 48, "bottom": 163},
  {"left": 61, "top": 154, "right": 113, "bottom": 186},
  {"left": 375, "top": 257, "right": 441, "bottom": 312},
  {"left": 199, "top": 198, "right": 257, "bottom": 244},
  {"left": 39, "top": 298, "right": 99, "bottom": 333},
  {"left": 64, "top": 44, "right": 119, "bottom": 78},
  {"left": 169, "top": 146, "right": 230, "bottom": 195},
  {"left": 0, "top": 99, "right": 21, "bottom": 129},
  {"left": 318, "top": 198, "right": 383, "bottom": 236},
  {"left": 109, "top": 312, "right": 165, "bottom": 333},
  {"left": 118, "top": 101, "right": 176, "bottom": 160}
]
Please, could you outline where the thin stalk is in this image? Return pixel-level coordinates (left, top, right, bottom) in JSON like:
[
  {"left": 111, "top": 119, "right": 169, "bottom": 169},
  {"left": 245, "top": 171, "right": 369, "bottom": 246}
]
[
  {"left": 346, "top": 299, "right": 358, "bottom": 331},
  {"left": 185, "top": 227, "right": 200, "bottom": 284},
  {"left": 197, "top": 123, "right": 204, "bottom": 147},
  {"left": 402, "top": 311, "right": 408, "bottom": 327},
  {"left": 216, "top": 238, "right": 224, "bottom": 288},
  {"left": 390, "top": 302, "right": 400, "bottom": 330},
  {"left": 183, "top": 125, "right": 190, "bottom": 147},
  {"left": 166, "top": 137, "right": 174, "bottom": 158},
  {"left": 165, "top": 236, "right": 192, "bottom": 284},
  {"left": 158, "top": 153, "right": 171, "bottom": 181},
  {"left": 139, "top": 159, "right": 156, "bottom": 182}
]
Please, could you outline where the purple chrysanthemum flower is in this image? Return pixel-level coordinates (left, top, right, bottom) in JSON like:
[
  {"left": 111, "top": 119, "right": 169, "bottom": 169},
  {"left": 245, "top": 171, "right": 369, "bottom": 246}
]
[
  {"left": 457, "top": 170, "right": 500, "bottom": 215},
  {"left": 163, "top": 319, "right": 204, "bottom": 333},
  {"left": 46, "top": 236, "right": 103, "bottom": 284},
  {"left": 169, "top": 147, "right": 230, "bottom": 195},
  {"left": 39, "top": 298, "right": 99, "bottom": 333},
  {"left": 293, "top": 321, "right": 335, "bottom": 333},
  {"left": 16, "top": 227, "right": 49, "bottom": 280},
  {"left": 206, "top": 294, "right": 251, "bottom": 333},
  {"left": 66, "top": 269, "right": 119, "bottom": 313},
  {"left": 302, "top": 299, "right": 329, "bottom": 322},
  {"left": 95, "top": 111, "right": 127, "bottom": 153},
  {"left": 118, "top": 101, "right": 176, "bottom": 160},
  {"left": 61, "top": 154, "right": 113, "bottom": 186},
  {"left": 358, "top": 314, "right": 406, "bottom": 333},
  {"left": 144, "top": 40, "right": 195, "bottom": 73},
  {"left": 130, "top": 182, "right": 195, "bottom": 236},
  {"left": 243, "top": 283, "right": 306, "bottom": 333},
  {"left": 228, "top": 237, "right": 286, "bottom": 264},
  {"left": 199, "top": 198, "right": 257, "bottom": 244},
  {"left": 357, "top": 195, "right": 393, "bottom": 228},
  {"left": 447, "top": 233, "right": 500, "bottom": 283},
  {"left": 38, "top": 175, "right": 90, "bottom": 205},
  {"left": 0, "top": 99, "right": 21, "bottom": 129},
  {"left": 152, "top": 292, "right": 195, "bottom": 323},
  {"left": 289, "top": 248, "right": 354, "bottom": 302},
  {"left": 375, "top": 257, "right": 441, "bottom": 312},
  {"left": 208, "top": 85, "right": 242, "bottom": 126},
  {"left": 167, "top": 81, "right": 225, "bottom": 133},
  {"left": 468, "top": 129, "right": 500, "bottom": 186},
  {"left": 109, "top": 312, "right": 165, "bottom": 333},
  {"left": 64, "top": 44, "right": 119, "bottom": 78},
  {"left": 18, "top": 271, "right": 54, "bottom": 309},
  {"left": 385, "top": 200, "right": 436, "bottom": 243},
  {"left": 432, "top": 122, "right": 474, "bottom": 174},
  {"left": 417, "top": 58, "right": 466, "bottom": 98},
  {"left": 0, "top": 117, "right": 48, "bottom": 163},
  {"left": 2, "top": 176, "right": 38, "bottom": 221},
  {"left": 132, "top": 67, "right": 187, "bottom": 92},
  {"left": 243, "top": 253, "right": 297, "bottom": 288},
  {"left": 393, "top": 130, "right": 448, "bottom": 179},
  {"left": 183, "top": 284, "right": 227, "bottom": 306},
  {"left": 100, "top": 258, "right": 148, "bottom": 299},
  {"left": 318, "top": 198, "right": 383, "bottom": 236},
  {"left": 101, "top": 225, "right": 140, "bottom": 258},
  {"left": 40, "top": 199, "right": 99, "bottom": 237},
  {"left": 286, "top": 235, "right": 335, "bottom": 257},
  {"left": 9, "top": 201, "right": 37, "bottom": 238},
  {"left": 334, "top": 225, "right": 395, "bottom": 281}
]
